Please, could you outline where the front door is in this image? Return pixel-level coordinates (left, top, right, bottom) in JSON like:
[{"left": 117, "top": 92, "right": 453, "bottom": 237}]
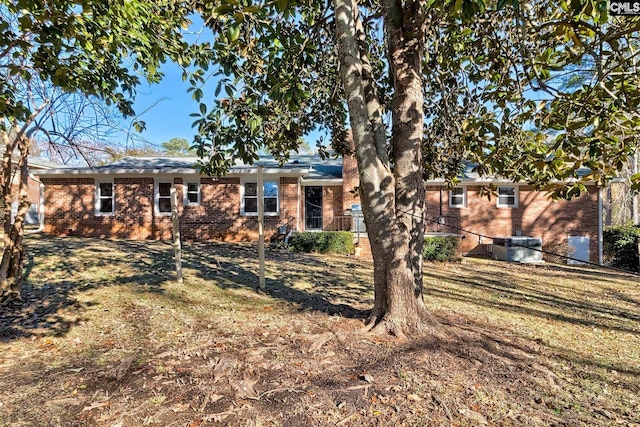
[{"left": 305, "top": 186, "right": 323, "bottom": 230}]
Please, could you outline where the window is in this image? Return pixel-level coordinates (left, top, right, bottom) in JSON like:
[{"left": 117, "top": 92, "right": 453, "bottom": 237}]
[
  {"left": 185, "top": 181, "right": 200, "bottom": 205},
  {"left": 96, "top": 181, "right": 114, "bottom": 215},
  {"left": 497, "top": 186, "right": 518, "bottom": 208},
  {"left": 155, "top": 181, "right": 173, "bottom": 215},
  {"left": 449, "top": 187, "right": 466, "bottom": 208},
  {"left": 243, "top": 181, "right": 279, "bottom": 215}
]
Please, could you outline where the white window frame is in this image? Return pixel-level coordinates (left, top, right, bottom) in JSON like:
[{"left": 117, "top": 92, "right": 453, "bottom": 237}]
[
  {"left": 95, "top": 180, "right": 114, "bottom": 216},
  {"left": 154, "top": 180, "right": 174, "bottom": 216},
  {"left": 241, "top": 179, "right": 279, "bottom": 216},
  {"left": 449, "top": 187, "right": 466, "bottom": 208},
  {"left": 184, "top": 180, "right": 201, "bottom": 206},
  {"left": 497, "top": 186, "right": 518, "bottom": 208}
]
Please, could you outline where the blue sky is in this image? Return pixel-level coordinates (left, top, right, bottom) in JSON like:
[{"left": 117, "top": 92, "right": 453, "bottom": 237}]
[
  {"left": 131, "top": 63, "right": 200, "bottom": 149},
  {"left": 129, "top": 16, "right": 212, "bottom": 149}
]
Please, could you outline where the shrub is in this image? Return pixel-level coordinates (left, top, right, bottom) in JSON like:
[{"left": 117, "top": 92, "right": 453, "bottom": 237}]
[
  {"left": 603, "top": 225, "right": 640, "bottom": 272},
  {"left": 423, "top": 235, "right": 461, "bottom": 262},
  {"left": 288, "top": 231, "right": 355, "bottom": 255}
]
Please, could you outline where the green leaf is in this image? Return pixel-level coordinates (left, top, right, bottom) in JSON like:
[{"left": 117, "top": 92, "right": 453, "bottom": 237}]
[{"left": 228, "top": 25, "right": 240, "bottom": 42}]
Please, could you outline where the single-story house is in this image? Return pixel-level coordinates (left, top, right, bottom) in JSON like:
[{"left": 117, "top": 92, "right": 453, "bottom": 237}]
[{"left": 35, "top": 153, "right": 602, "bottom": 263}]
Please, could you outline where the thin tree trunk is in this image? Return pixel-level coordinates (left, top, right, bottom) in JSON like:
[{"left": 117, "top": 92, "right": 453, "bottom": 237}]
[{"left": 0, "top": 135, "right": 30, "bottom": 306}]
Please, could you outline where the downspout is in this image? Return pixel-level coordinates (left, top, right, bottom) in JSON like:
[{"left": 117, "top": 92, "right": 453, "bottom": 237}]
[
  {"left": 296, "top": 176, "right": 301, "bottom": 232},
  {"left": 38, "top": 179, "right": 44, "bottom": 232},
  {"left": 598, "top": 186, "right": 603, "bottom": 265},
  {"left": 26, "top": 174, "right": 44, "bottom": 234}
]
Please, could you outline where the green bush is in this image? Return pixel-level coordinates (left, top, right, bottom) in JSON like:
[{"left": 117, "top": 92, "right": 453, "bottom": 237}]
[
  {"left": 289, "top": 231, "right": 355, "bottom": 255},
  {"left": 603, "top": 225, "right": 640, "bottom": 272},
  {"left": 423, "top": 235, "right": 461, "bottom": 262}
]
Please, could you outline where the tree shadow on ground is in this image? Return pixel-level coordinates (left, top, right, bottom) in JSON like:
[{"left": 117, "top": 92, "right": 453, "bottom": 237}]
[
  {"left": 424, "top": 267, "right": 640, "bottom": 336},
  {"left": 1, "top": 236, "right": 369, "bottom": 341},
  {"left": 183, "top": 241, "right": 370, "bottom": 319},
  {"left": 1, "top": 236, "right": 178, "bottom": 341},
  {"left": 423, "top": 263, "right": 640, "bottom": 392}
]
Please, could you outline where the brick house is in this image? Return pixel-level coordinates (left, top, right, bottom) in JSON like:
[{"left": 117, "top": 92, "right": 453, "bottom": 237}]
[{"left": 36, "top": 154, "right": 603, "bottom": 263}]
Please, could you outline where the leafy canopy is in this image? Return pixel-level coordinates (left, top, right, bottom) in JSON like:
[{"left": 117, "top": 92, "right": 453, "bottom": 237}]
[
  {"left": 0, "top": 0, "right": 194, "bottom": 130},
  {"left": 188, "top": 0, "right": 640, "bottom": 196}
]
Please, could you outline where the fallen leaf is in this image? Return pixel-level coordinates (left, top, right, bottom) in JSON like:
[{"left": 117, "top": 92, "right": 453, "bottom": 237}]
[
  {"left": 230, "top": 378, "right": 258, "bottom": 399},
  {"left": 114, "top": 354, "right": 137, "bottom": 381},
  {"left": 45, "top": 397, "right": 83, "bottom": 407},
  {"left": 459, "top": 407, "right": 488, "bottom": 426},
  {"left": 359, "top": 373, "right": 374, "bottom": 383},
  {"left": 212, "top": 358, "right": 236, "bottom": 383},
  {"left": 81, "top": 401, "right": 110, "bottom": 412},
  {"left": 170, "top": 403, "right": 191, "bottom": 413},
  {"left": 203, "top": 411, "right": 234, "bottom": 422},
  {"left": 308, "top": 332, "right": 334, "bottom": 352},
  {"left": 407, "top": 394, "right": 422, "bottom": 402},
  {"left": 209, "top": 394, "right": 224, "bottom": 403}
]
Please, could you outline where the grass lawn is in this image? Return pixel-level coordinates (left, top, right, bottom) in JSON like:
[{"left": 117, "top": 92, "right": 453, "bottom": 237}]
[{"left": 1, "top": 234, "right": 639, "bottom": 426}]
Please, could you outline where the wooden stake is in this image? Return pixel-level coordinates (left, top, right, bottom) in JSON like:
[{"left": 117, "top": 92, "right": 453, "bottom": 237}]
[
  {"left": 258, "top": 165, "right": 265, "bottom": 290},
  {"left": 170, "top": 186, "right": 183, "bottom": 285}
]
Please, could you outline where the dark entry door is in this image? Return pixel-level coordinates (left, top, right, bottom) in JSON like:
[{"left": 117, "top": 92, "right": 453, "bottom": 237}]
[{"left": 305, "top": 186, "right": 323, "bottom": 230}]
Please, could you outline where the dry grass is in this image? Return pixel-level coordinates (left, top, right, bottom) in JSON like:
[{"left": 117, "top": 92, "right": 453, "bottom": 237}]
[{"left": 0, "top": 235, "right": 639, "bottom": 426}]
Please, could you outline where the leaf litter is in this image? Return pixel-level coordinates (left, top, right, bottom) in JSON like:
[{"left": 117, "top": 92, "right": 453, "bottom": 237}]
[{"left": 0, "top": 235, "right": 639, "bottom": 426}]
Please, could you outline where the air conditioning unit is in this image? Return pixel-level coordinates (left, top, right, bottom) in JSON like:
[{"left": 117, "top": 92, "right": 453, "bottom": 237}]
[
  {"left": 492, "top": 236, "right": 543, "bottom": 263},
  {"left": 350, "top": 204, "right": 366, "bottom": 233}
]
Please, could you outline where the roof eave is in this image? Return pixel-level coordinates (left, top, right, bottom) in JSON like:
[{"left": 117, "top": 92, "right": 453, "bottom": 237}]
[
  {"left": 301, "top": 178, "right": 343, "bottom": 185},
  {"left": 35, "top": 167, "right": 312, "bottom": 178}
]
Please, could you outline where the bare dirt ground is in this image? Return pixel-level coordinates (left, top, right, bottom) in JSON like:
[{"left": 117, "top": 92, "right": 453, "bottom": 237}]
[{"left": 1, "top": 235, "right": 639, "bottom": 426}]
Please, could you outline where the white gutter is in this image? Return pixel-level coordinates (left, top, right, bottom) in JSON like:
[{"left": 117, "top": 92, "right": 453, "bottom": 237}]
[
  {"left": 424, "top": 178, "right": 599, "bottom": 186},
  {"left": 36, "top": 167, "right": 311, "bottom": 177},
  {"left": 598, "top": 186, "right": 603, "bottom": 265},
  {"left": 301, "top": 178, "right": 343, "bottom": 186}
]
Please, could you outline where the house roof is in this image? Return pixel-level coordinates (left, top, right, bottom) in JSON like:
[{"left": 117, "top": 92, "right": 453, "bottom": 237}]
[
  {"left": 35, "top": 154, "right": 344, "bottom": 182},
  {"left": 34, "top": 154, "right": 598, "bottom": 186},
  {"left": 28, "top": 157, "right": 61, "bottom": 170},
  {"left": 425, "top": 162, "right": 595, "bottom": 185}
]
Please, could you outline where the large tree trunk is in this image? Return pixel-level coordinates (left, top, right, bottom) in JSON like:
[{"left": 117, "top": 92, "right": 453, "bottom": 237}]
[
  {"left": 0, "top": 132, "right": 30, "bottom": 307},
  {"left": 335, "top": 0, "right": 436, "bottom": 337}
]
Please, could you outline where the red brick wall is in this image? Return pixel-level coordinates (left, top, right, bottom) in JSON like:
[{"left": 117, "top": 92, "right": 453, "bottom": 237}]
[
  {"left": 42, "top": 176, "right": 299, "bottom": 241},
  {"left": 342, "top": 152, "right": 360, "bottom": 211},
  {"left": 8, "top": 176, "right": 41, "bottom": 205},
  {"left": 41, "top": 170, "right": 601, "bottom": 263},
  {"left": 322, "top": 185, "right": 346, "bottom": 231},
  {"left": 427, "top": 185, "right": 599, "bottom": 262}
]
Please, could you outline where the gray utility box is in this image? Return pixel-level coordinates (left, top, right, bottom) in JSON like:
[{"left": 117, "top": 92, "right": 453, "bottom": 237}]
[{"left": 492, "top": 236, "right": 543, "bottom": 263}]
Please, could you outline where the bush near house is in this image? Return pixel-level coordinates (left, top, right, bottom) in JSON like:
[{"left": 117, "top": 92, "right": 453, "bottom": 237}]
[
  {"left": 289, "top": 231, "right": 355, "bottom": 255},
  {"left": 603, "top": 225, "right": 640, "bottom": 272},
  {"left": 423, "top": 235, "right": 461, "bottom": 262}
]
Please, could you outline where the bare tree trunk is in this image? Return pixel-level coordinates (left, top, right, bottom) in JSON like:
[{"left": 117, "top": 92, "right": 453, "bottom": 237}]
[
  {"left": 335, "top": 0, "right": 437, "bottom": 336},
  {"left": 0, "top": 134, "right": 30, "bottom": 306}
]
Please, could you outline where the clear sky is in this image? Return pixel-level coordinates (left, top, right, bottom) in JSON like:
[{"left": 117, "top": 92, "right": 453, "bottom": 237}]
[
  {"left": 129, "top": 16, "right": 212, "bottom": 150},
  {"left": 131, "top": 63, "right": 201, "bottom": 149}
]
